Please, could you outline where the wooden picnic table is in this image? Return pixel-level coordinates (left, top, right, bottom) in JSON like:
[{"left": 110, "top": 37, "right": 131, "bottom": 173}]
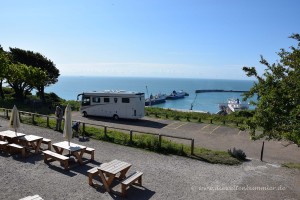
[
  {"left": 19, "top": 135, "right": 43, "bottom": 154},
  {"left": 98, "top": 159, "right": 132, "bottom": 192},
  {"left": 52, "top": 141, "right": 87, "bottom": 164},
  {"left": 0, "top": 130, "right": 26, "bottom": 143}
]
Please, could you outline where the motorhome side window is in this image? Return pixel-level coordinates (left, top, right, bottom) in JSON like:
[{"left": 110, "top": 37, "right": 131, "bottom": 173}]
[
  {"left": 82, "top": 96, "right": 91, "bottom": 106},
  {"left": 104, "top": 97, "right": 110, "bottom": 103},
  {"left": 122, "top": 98, "right": 130, "bottom": 103},
  {"left": 92, "top": 97, "right": 101, "bottom": 103}
]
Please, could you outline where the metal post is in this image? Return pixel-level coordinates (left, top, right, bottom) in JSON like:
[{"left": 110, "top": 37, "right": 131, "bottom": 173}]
[
  {"left": 32, "top": 114, "right": 35, "bottom": 124},
  {"left": 130, "top": 130, "right": 133, "bottom": 143},
  {"left": 6, "top": 109, "right": 9, "bottom": 119},
  {"left": 159, "top": 134, "right": 162, "bottom": 148},
  {"left": 47, "top": 116, "right": 49, "bottom": 127},
  {"left": 191, "top": 139, "right": 194, "bottom": 155},
  {"left": 19, "top": 112, "right": 22, "bottom": 122},
  {"left": 83, "top": 123, "right": 86, "bottom": 133},
  {"left": 104, "top": 126, "right": 107, "bottom": 137},
  {"left": 260, "top": 141, "right": 265, "bottom": 161}
]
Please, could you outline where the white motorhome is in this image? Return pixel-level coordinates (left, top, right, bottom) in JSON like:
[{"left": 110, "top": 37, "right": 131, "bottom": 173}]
[{"left": 77, "top": 90, "right": 145, "bottom": 120}]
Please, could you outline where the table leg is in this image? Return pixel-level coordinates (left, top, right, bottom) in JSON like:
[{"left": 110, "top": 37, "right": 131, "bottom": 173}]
[
  {"left": 35, "top": 139, "right": 42, "bottom": 153},
  {"left": 119, "top": 166, "right": 131, "bottom": 179},
  {"left": 53, "top": 146, "right": 64, "bottom": 154},
  {"left": 30, "top": 139, "right": 42, "bottom": 154},
  {"left": 72, "top": 149, "right": 84, "bottom": 164},
  {"left": 98, "top": 170, "right": 112, "bottom": 192},
  {"left": 106, "top": 173, "right": 116, "bottom": 187}
]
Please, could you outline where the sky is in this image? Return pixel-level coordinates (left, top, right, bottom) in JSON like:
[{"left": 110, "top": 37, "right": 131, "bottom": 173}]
[{"left": 1, "top": 0, "right": 300, "bottom": 80}]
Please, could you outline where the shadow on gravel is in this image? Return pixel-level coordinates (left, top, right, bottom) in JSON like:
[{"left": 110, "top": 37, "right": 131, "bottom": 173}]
[
  {"left": 44, "top": 163, "right": 77, "bottom": 177},
  {"left": 23, "top": 153, "right": 44, "bottom": 164},
  {"left": 71, "top": 160, "right": 102, "bottom": 176},
  {"left": 90, "top": 178, "right": 155, "bottom": 200},
  {"left": 84, "top": 116, "right": 168, "bottom": 129}
]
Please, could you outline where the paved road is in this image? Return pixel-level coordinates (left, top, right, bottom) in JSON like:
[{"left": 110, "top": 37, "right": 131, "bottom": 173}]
[{"left": 72, "top": 112, "right": 300, "bottom": 164}]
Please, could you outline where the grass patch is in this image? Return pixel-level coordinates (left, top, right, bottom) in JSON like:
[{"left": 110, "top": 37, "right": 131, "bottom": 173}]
[
  {"left": 145, "top": 107, "right": 252, "bottom": 128},
  {"left": 282, "top": 163, "right": 300, "bottom": 170}
]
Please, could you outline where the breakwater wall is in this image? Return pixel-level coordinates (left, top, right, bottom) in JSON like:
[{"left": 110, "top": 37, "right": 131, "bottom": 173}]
[{"left": 195, "top": 89, "right": 249, "bottom": 93}]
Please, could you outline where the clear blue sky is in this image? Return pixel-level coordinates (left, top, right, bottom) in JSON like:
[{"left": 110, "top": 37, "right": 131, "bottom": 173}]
[{"left": 1, "top": 0, "right": 299, "bottom": 79}]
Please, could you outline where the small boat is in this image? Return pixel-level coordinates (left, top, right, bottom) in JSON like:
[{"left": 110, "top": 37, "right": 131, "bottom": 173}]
[
  {"left": 218, "top": 98, "right": 249, "bottom": 113},
  {"left": 166, "top": 90, "right": 186, "bottom": 100},
  {"left": 145, "top": 93, "right": 167, "bottom": 106}
]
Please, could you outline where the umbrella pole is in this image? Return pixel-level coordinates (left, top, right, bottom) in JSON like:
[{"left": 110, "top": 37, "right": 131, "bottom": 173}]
[{"left": 68, "top": 141, "right": 71, "bottom": 158}]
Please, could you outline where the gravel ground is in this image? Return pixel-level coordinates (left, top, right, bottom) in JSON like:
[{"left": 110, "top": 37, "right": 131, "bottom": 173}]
[{"left": 0, "top": 118, "right": 300, "bottom": 200}]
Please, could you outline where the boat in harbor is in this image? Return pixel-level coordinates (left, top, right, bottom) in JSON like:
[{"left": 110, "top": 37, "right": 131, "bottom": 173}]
[
  {"left": 166, "top": 90, "right": 188, "bottom": 100},
  {"left": 218, "top": 98, "right": 249, "bottom": 113},
  {"left": 145, "top": 93, "right": 167, "bottom": 106}
]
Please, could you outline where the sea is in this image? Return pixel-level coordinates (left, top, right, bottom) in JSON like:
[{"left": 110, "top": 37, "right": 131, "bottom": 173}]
[{"left": 45, "top": 76, "right": 256, "bottom": 113}]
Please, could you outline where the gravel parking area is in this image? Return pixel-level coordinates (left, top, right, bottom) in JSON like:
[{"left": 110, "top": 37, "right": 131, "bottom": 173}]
[{"left": 0, "top": 118, "right": 300, "bottom": 200}]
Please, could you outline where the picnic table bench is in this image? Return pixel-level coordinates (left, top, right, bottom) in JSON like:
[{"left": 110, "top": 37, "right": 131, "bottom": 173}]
[
  {"left": 88, "top": 160, "right": 144, "bottom": 197},
  {"left": 19, "top": 194, "right": 44, "bottom": 200},
  {"left": 41, "top": 138, "right": 51, "bottom": 150},
  {"left": 84, "top": 147, "right": 95, "bottom": 160},
  {"left": 43, "top": 150, "right": 69, "bottom": 170},
  {"left": 0, "top": 141, "right": 8, "bottom": 152},
  {"left": 87, "top": 162, "right": 110, "bottom": 186},
  {"left": 121, "top": 171, "right": 143, "bottom": 197},
  {"left": 7, "top": 143, "right": 26, "bottom": 158}
]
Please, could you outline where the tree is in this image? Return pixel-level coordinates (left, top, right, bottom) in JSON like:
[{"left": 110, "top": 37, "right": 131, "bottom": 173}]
[
  {"left": 9, "top": 48, "right": 60, "bottom": 102},
  {"left": 6, "top": 63, "right": 48, "bottom": 100},
  {"left": 0, "top": 45, "right": 10, "bottom": 99},
  {"left": 243, "top": 34, "right": 300, "bottom": 145}
]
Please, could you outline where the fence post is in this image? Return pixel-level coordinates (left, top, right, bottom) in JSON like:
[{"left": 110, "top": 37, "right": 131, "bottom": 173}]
[
  {"left": 82, "top": 123, "right": 86, "bottom": 133},
  {"left": 158, "top": 134, "right": 162, "bottom": 148},
  {"left": 260, "top": 141, "right": 265, "bottom": 161},
  {"left": 104, "top": 126, "right": 107, "bottom": 137},
  {"left": 19, "top": 112, "right": 22, "bottom": 122},
  {"left": 47, "top": 116, "right": 49, "bottom": 127},
  {"left": 130, "top": 130, "right": 133, "bottom": 143},
  {"left": 191, "top": 139, "right": 194, "bottom": 155}
]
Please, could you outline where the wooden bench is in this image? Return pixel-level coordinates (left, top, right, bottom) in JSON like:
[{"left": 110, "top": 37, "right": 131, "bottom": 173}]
[
  {"left": 85, "top": 147, "right": 95, "bottom": 160},
  {"left": 121, "top": 171, "right": 143, "bottom": 197},
  {"left": 87, "top": 163, "right": 108, "bottom": 186},
  {"left": 43, "top": 150, "right": 69, "bottom": 170},
  {"left": 87, "top": 167, "right": 99, "bottom": 186},
  {"left": 0, "top": 141, "right": 8, "bottom": 153},
  {"left": 7, "top": 143, "right": 26, "bottom": 158},
  {"left": 19, "top": 194, "right": 44, "bottom": 200},
  {"left": 41, "top": 138, "right": 51, "bottom": 150}
]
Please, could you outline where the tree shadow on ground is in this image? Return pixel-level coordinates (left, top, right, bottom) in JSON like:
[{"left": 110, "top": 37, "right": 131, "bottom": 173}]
[{"left": 84, "top": 116, "right": 168, "bottom": 129}]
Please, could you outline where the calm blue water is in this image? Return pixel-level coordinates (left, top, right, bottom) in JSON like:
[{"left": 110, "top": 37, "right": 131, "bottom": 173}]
[{"left": 45, "top": 76, "right": 256, "bottom": 113}]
